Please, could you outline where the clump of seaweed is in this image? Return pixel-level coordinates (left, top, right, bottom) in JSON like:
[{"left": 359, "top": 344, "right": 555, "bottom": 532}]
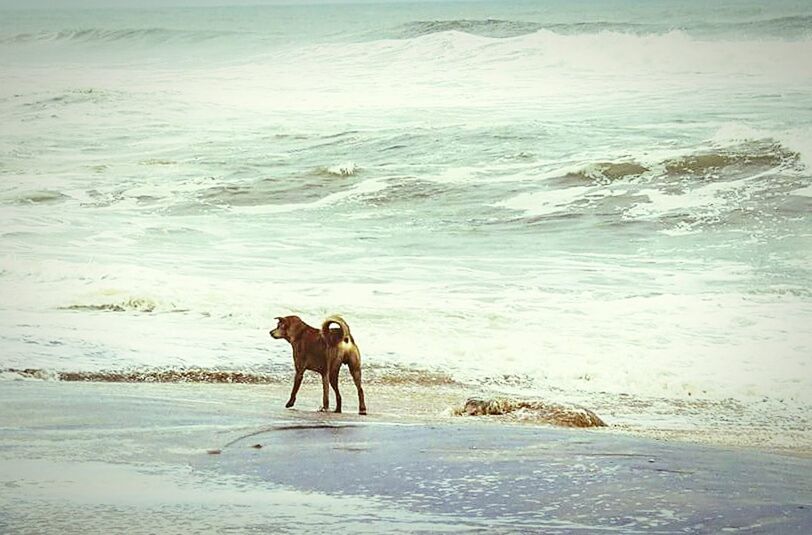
[{"left": 457, "top": 396, "right": 607, "bottom": 428}]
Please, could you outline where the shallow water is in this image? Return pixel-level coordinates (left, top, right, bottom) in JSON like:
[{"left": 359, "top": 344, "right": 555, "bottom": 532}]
[{"left": 0, "top": 1, "right": 810, "bottom": 435}]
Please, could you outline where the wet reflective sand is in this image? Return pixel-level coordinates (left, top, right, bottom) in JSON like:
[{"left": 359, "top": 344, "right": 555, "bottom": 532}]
[{"left": 1, "top": 381, "right": 810, "bottom": 533}]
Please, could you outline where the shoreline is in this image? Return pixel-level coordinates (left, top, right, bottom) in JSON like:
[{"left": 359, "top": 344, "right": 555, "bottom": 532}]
[
  {"left": 0, "top": 379, "right": 810, "bottom": 533},
  {"left": 3, "top": 368, "right": 811, "bottom": 458}
]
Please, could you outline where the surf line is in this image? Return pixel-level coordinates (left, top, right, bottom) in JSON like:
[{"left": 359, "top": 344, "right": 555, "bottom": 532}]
[{"left": 207, "top": 422, "right": 359, "bottom": 454}]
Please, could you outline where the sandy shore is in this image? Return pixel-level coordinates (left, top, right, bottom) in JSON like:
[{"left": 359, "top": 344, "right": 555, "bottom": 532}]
[{"left": 1, "top": 380, "right": 810, "bottom": 534}]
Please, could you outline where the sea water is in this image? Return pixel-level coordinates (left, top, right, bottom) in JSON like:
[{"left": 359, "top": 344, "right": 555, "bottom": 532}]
[{"left": 1, "top": 1, "right": 810, "bottom": 417}]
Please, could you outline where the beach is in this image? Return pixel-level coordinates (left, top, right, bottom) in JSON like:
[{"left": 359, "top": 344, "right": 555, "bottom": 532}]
[
  {"left": 1, "top": 378, "right": 810, "bottom": 534},
  {"left": 1, "top": 0, "right": 811, "bottom": 532}
]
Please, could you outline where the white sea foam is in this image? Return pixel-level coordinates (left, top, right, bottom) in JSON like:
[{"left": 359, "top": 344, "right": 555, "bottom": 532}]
[
  {"left": 325, "top": 162, "right": 360, "bottom": 177},
  {"left": 495, "top": 186, "right": 595, "bottom": 218},
  {"left": 137, "top": 29, "right": 812, "bottom": 115},
  {"left": 1, "top": 3, "right": 810, "bottom": 432},
  {"left": 2, "top": 249, "right": 809, "bottom": 405},
  {"left": 231, "top": 176, "right": 388, "bottom": 215},
  {"left": 712, "top": 123, "right": 812, "bottom": 167}
]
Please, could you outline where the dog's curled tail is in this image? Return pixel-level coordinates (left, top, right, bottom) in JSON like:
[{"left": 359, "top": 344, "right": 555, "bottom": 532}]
[{"left": 322, "top": 315, "right": 352, "bottom": 346}]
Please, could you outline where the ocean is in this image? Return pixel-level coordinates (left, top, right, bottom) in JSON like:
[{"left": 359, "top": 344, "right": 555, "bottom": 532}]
[{"left": 1, "top": 1, "right": 810, "bottom": 426}]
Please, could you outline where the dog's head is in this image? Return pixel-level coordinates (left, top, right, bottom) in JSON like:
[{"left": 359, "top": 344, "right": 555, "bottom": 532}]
[{"left": 270, "top": 315, "right": 304, "bottom": 342}]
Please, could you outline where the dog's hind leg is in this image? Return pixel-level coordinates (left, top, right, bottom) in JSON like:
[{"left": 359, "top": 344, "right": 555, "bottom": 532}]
[
  {"left": 349, "top": 360, "right": 366, "bottom": 415},
  {"left": 286, "top": 369, "right": 304, "bottom": 408},
  {"left": 321, "top": 372, "right": 330, "bottom": 411},
  {"left": 329, "top": 364, "right": 342, "bottom": 413}
]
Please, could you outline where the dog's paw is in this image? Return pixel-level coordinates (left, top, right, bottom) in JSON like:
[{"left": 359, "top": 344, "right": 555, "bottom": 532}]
[
  {"left": 285, "top": 401, "right": 294, "bottom": 408},
  {"left": 359, "top": 408, "right": 367, "bottom": 416},
  {"left": 333, "top": 408, "right": 342, "bottom": 414},
  {"left": 318, "top": 406, "right": 328, "bottom": 412}
]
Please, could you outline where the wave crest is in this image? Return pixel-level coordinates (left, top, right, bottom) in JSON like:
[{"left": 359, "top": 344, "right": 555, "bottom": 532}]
[
  {"left": 60, "top": 297, "right": 177, "bottom": 314},
  {"left": 562, "top": 140, "right": 798, "bottom": 185},
  {"left": 395, "top": 15, "right": 812, "bottom": 40},
  {"left": 317, "top": 162, "right": 360, "bottom": 177},
  {"left": 1, "top": 27, "right": 241, "bottom": 45},
  {"left": 5, "top": 190, "right": 70, "bottom": 205},
  {"left": 498, "top": 139, "right": 806, "bottom": 231},
  {"left": 567, "top": 162, "right": 651, "bottom": 184},
  {"left": 662, "top": 143, "right": 796, "bottom": 176},
  {"left": 1, "top": 364, "right": 460, "bottom": 387},
  {"left": 400, "top": 19, "right": 544, "bottom": 39}
]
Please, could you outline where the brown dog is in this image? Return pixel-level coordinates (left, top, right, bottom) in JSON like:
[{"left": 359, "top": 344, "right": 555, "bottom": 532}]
[{"left": 270, "top": 314, "right": 366, "bottom": 415}]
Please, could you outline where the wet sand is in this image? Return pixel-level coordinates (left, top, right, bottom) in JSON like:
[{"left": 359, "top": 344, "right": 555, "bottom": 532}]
[{"left": 1, "top": 380, "right": 810, "bottom": 534}]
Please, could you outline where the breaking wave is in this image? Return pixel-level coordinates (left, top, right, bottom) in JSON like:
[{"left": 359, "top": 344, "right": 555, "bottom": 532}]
[
  {"left": 60, "top": 297, "right": 183, "bottom": 314},
  {"left": 399, "top": 19, "right": 547, "bottom": 39},
  {"left": 5, "top": 190, "right": 70, "bottom": 205},
  {"left": 497, "top": 139, "right": 808, "bottom": 230},
  {"left": 563, "top": 140, "right": 799, "bottom": 184},
  {"left": 5, "top": 14, "right": 812, "bottom": 48},
  {"left": 395, "top": 15, "right": 812, "bottom": 39},
  {"left": 1, "top": 27, "right": 244, "bottom": 45},
  {"left": 317, "top": 162, "right": 360, "bottom": 177},
  {"left": 726, "top": 14, "right": 812, "bottom": 38},
  {"left": 1, "top": 364, "right": 459, "bottom": 387}
]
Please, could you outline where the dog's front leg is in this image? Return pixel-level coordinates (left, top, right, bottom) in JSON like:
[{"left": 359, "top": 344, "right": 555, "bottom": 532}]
[
  {"left": 320, "top": 372, "right": 330, "bottom": 411},
  {"left": 286, "top": 369, "right": 304, "bottom": 408}
]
